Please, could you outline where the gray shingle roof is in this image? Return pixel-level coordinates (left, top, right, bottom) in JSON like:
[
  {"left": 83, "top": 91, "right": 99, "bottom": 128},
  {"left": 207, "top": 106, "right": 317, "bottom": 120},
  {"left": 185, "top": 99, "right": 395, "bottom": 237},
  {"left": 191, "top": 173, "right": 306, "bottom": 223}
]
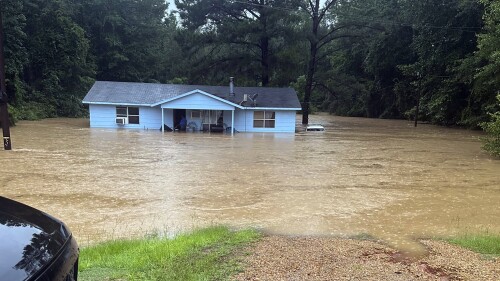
[{"left": 82, "top": 81, "right": 302, "bottom": 109}]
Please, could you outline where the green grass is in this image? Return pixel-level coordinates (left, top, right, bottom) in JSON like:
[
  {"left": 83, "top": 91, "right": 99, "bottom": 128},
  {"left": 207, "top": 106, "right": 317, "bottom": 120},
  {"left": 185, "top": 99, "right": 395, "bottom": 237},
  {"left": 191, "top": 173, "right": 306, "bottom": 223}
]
[
  {"left": 447, "top": 234, "right": 500, "bottom": 256},
  {"left": 78, "top": 226, "right": 260, "bottom": 281}
]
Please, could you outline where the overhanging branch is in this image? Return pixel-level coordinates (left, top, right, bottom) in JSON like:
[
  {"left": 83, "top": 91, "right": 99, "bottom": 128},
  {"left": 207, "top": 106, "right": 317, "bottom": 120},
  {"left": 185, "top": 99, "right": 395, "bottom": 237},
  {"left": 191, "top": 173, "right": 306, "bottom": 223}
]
[
  {"left": 318, "top": 0, "right": 337, "bottom": 23},
  {"left": 318, "top": 34, "right": 359, "bottom": 50},
  {"left": 318, "top": 25, "right": 349, "bottom": 43}
]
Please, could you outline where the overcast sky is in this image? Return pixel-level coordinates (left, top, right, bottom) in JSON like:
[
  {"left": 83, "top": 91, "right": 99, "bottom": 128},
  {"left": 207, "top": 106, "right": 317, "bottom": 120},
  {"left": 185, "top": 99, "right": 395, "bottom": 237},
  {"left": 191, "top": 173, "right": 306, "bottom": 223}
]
[{"left": 167, "top": 0, "right": 175, "bottom": 11}]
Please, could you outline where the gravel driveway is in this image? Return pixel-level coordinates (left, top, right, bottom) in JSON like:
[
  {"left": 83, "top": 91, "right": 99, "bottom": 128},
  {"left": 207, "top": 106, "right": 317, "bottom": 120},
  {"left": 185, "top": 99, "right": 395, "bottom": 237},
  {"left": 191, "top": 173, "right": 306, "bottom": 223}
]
[{"left": 233, "top": 236, "right": 499, "bottom": 281}]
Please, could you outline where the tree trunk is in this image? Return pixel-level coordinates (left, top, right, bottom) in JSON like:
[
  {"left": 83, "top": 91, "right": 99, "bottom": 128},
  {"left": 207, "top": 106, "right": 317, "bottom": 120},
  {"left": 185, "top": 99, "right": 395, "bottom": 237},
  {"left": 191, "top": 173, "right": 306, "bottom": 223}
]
[
  {"left": 0, "top": 10, "right": 12, "bottom": 149},
  {"left": 414, "top": 86, "right": 421, "bottom": 127},
  {"left": 259, "top": 4, "right": 269, "bottom": 87},
  {"left": 303, "top": 43, "right": 317, "bottom": 125},
  {"left": 302, "top": 0, "right": 320, "bottom": 125},
  {"left": 260, "top": 35, "right": 270, "bottom": 86}
]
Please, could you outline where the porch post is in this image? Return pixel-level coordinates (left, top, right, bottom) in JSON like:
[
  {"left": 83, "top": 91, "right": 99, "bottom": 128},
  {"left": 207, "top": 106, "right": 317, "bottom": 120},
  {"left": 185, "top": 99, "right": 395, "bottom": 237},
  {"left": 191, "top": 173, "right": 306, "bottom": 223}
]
[
  {"left": 161, "top": 107, "right": 164, "bottom": 133},
  {"left": 231, "top": 109, "right": 234, "bottom": 136}
]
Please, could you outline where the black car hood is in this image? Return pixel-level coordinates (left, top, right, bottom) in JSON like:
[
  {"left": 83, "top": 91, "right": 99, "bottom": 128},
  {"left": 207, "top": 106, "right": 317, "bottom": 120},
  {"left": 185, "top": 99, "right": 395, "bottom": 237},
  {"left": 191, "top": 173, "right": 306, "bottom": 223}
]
[{"left": 0, "top": 197, "right": 71, "bottom": 281}]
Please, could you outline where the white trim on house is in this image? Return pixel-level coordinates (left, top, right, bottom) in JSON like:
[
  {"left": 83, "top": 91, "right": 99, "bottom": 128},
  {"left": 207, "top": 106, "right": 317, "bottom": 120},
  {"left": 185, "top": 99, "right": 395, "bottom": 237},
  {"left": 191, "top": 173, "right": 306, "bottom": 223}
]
[
  {"left": 152, "top": 89, "right": 244, "bottom": 109},
  {"left": 242, "top": 107, "right": 302, "bottom": 111},
  {"left": 82, "top": 101, "right": 152, "bottom": 107},
  {"left": 83, "top": 102, "right": 301, "bottom": 111}
]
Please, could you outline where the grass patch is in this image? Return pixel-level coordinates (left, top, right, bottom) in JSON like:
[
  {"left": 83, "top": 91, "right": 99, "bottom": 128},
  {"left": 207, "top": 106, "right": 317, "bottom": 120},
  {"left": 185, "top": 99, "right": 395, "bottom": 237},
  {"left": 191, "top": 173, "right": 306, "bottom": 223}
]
[
  {"left": 447, "top": 234, "right": 500, "bottom": 256},
  {"left": 79, "top": 226, "right": 260, "bottom": 281}
]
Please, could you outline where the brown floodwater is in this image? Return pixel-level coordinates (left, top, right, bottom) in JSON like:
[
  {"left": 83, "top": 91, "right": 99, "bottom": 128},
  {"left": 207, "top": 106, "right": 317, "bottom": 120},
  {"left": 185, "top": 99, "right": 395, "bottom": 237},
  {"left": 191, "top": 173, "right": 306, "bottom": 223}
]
[{"left": 1, "top": 115, "right": 499, "bottom": 255}]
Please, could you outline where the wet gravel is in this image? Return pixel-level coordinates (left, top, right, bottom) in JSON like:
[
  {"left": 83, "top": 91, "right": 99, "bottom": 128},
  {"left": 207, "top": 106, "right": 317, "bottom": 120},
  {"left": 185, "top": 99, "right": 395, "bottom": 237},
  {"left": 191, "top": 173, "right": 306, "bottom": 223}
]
[{"left": 233, "top": 236, "right": 499, "bottom": 281}]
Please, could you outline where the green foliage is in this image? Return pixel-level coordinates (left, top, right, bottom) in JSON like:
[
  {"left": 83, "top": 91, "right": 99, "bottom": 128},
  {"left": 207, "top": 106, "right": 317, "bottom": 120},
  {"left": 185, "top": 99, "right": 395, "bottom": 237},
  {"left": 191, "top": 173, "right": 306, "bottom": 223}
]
[
  {"left": 475, "top": 0, "right": 500, "bottom": 91},
  {"left": 1, "top": 0, "right": 27, "bottom": 107},
  {"left": 175, "top": 0, "right": 303, "bottom": 86},
  {"left": 480, "top": 95, "right": 500, "bottom": 157},
  {"left": 12, "top": 102, "right": 56, "bottom": 120},
  {"left": 70, "top": 0, "right": 173, "bottom": 83},
  {"left": 308, "top": 0, "right": 495, "bottom": 129},
  {"left": 465, "top": 0, "right": 500, "bottom": 130},
  {"left": 7, "top": 104, "right": 17, "bottom": 125},
  {"left": 1, "top": 0, "right": 182, "bottom": 121},
  {"left": 169, "top": 77, "right": 188, "bottom": 85},
  {"left": 24, "top": 0, "right": 96, "bottom": 117},
  {"left": 0, "top": 0, "right": 498, "bottom": 130},
  {"left": 1, "top": 0, "right": 95, "bottom": 120},
  {"left": 79, "top": 226, "right": 260, "bottom": 281},
  {"left": 392, "top": 0, "right": 483, "bottom": 125}
]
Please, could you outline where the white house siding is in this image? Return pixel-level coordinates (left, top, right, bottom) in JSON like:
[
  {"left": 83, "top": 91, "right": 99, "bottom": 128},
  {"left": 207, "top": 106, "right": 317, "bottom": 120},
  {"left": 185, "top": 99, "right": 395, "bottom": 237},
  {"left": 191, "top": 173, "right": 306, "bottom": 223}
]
[
  {"left": 142, "top": 106, "right": 163, "bottom": 129},
  {"left": 232, "top": 110, "right": 296, "bottom": 133},
  {"left": 89, "top": 104, "right": 163, "bottom": 130},
  {"left": 88, "top": 102, "right": 297, "bottom": 132}
]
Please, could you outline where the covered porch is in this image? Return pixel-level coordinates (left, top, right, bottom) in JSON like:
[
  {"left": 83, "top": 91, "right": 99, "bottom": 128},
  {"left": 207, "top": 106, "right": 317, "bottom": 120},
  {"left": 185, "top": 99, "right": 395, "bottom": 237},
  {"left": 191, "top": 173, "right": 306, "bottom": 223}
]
[
  {"left": 157, "top": 90, "right": 239, "bottom": 135},
  {"left": 161, "top": 108, "right": 235, "bottom": 134}
]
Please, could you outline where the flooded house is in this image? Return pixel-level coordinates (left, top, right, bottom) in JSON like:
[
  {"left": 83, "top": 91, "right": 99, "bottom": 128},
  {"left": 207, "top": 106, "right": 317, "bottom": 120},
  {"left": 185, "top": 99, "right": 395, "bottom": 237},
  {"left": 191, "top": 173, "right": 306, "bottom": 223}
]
[{"left": 82, "top": 79, "right": 301, "bottom": 134}]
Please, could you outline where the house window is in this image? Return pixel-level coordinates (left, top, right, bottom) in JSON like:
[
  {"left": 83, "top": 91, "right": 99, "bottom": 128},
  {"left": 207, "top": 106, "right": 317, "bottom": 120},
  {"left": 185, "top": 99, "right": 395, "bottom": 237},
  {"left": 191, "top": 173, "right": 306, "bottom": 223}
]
[
  {"left": 253, "top": 111, "right": 275, "bottom": 128},
  {"left": 116, "top": 106, "right": 140, "bottom": 124},
  {"left": 191, "top": 110, "right": 201, "bottom": 119}
]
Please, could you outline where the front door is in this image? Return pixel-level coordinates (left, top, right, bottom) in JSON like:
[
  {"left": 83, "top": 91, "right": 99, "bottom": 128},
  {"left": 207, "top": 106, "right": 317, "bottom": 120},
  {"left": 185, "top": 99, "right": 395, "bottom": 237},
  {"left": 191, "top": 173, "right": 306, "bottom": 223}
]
[{"left": 173, "top": 109, "right": 186, "bottom": 130}]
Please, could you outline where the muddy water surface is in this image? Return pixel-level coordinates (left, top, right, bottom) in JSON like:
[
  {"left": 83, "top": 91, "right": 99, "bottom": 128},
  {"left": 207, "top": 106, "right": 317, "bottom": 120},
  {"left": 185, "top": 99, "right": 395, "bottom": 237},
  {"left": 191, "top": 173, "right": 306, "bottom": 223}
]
[{"left": 1, "top": 116, "right": 499, "bottom": 255}]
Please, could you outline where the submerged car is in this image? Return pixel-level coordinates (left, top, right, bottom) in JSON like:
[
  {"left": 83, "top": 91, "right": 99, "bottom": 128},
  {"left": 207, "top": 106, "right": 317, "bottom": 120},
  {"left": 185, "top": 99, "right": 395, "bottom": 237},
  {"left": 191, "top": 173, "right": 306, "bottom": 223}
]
[
  {"left": 305, "top": 124, "right": 325, "bottom": 132},
  {"left": 0, "top": 196, "right": 79, "bottom": 281}
]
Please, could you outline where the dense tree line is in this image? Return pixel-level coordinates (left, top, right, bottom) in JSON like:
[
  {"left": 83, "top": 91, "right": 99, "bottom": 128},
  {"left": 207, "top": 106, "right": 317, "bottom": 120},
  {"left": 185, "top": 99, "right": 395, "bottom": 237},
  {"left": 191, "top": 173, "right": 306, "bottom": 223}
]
[{"left": 1, "top": 0, "right": 498, "bottom": 136}]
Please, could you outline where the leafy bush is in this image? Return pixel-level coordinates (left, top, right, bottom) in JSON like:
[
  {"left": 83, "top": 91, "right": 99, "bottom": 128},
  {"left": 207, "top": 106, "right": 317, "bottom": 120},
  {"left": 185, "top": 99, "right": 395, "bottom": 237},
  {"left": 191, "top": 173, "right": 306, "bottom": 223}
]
[{"left": 480, "top": 94, "right": 500, "bottom": 157}]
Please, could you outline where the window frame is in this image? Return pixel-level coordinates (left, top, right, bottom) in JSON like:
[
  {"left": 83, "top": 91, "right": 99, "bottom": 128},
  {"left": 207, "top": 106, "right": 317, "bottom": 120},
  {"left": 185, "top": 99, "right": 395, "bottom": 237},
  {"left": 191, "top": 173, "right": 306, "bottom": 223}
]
[
  {"left": 253, "top": 110, "right": 276, "bottom": 128},
  {"left": 191, "top": 110, "right": 201, "bottom": 119},
  {"left": 116, "top": 106, "right": 140, "bottom": 124}
]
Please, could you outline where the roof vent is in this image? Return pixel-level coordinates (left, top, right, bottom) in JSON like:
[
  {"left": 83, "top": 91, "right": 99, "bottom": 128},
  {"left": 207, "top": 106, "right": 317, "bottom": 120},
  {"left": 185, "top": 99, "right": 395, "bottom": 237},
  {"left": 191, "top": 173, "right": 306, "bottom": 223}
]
[{"left": 229, "top": 77, "right": 235, "bottom": 98}]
